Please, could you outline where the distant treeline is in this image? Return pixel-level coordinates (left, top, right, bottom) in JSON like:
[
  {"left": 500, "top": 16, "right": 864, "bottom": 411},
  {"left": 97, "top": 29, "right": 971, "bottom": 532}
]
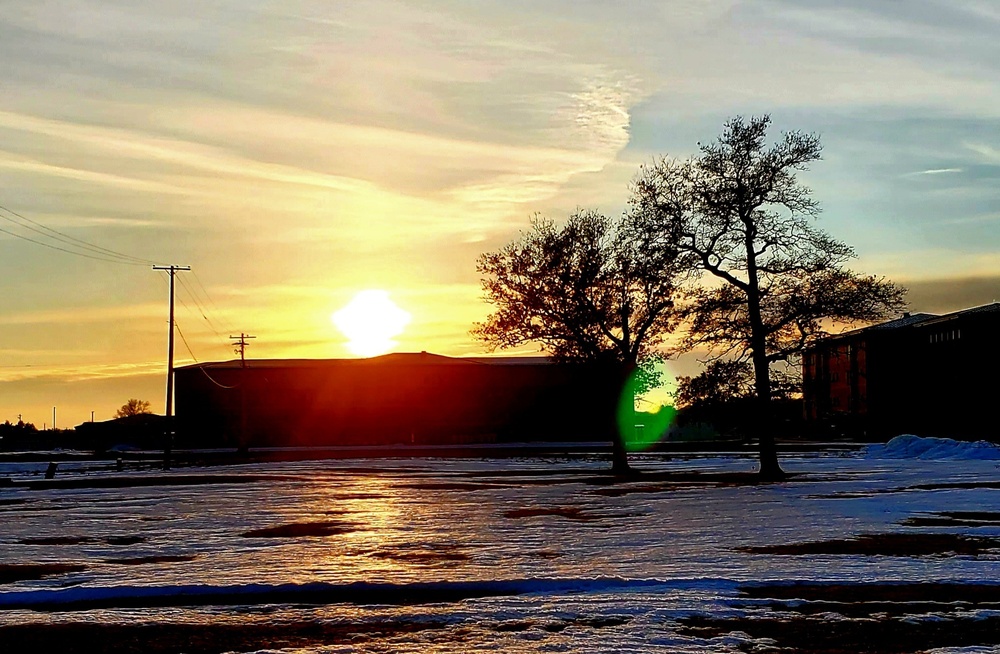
[
  {"left": 0, "top": 415, "right": 168, "bottom": 452},
  {"left": 2, "top": 399, "right": 816, "bottom": 454}
]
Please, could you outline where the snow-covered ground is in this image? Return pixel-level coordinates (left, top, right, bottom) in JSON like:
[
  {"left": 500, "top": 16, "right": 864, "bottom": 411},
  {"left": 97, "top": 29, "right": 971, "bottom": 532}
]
[{"left": 1, "top": 436, "right": 999, "bottom": 652}]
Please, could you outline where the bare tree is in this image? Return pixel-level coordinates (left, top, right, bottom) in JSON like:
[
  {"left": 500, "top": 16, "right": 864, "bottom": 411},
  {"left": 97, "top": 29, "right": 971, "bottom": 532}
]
[
  {"left": 675, "top": 360, "right": 757, "bottom": 409},
  {"left": 115, "top": 398, "right": 152, "bottom": 419},
  {"left": 630, "top": 115, "right": 905, "bottom": 479},
  {"left": 474, "top": 210, "right": 683, "bottom": 473}
]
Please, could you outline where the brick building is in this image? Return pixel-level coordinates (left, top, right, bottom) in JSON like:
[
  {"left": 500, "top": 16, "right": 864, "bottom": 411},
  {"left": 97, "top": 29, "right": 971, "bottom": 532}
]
[{"left": 803, "top": 303, "right": 1000, "bottom": 439}]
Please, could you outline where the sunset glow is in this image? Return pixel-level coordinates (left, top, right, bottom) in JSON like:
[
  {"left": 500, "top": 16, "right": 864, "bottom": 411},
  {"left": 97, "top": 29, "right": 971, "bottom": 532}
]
[
  {"left": 1, "top": 1, "right": 999, "bottom": 426},
  {"left": 331, "top": 290, "right": 411, "bottom": 357}
]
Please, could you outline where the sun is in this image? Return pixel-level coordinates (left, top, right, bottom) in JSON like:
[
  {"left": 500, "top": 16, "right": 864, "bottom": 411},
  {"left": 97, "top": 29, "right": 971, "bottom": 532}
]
[{"left": 331, "top": 290, "right": 411, "bottom": 357}]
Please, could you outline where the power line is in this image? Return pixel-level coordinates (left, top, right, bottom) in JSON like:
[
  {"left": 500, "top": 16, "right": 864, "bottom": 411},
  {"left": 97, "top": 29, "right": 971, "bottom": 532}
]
[
  {"left": 177, "top": 274, "right": 229, "bottom": 348},
  {"left": 163, "top": 269, "right": 234, "bottom": 356},
  {"left": 175, "top": 320, "right": 239, "bottom": 390},
  {"left": 0, "top": 203, "right": 156, "bottom": 265},
  {"left": 191, "top": 270, "right": 236, "bottom": 334},
  {"left": 0, "top": 203, "right": 158, "bottom": 266},
  {"left": 0, "top": 222, "right": 147, "bottom": 265},
  {"left": 199, "top": 364, "right": 239, "bottom": 390},
  {"left": 174, "top": 321, "right": 198, "bottom": 363}
]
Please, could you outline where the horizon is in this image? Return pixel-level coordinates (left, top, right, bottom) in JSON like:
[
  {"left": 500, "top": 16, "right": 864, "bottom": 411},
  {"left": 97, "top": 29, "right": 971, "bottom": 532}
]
[{"left": 2, "top": 1, "right": 1000, "bottom": 426}]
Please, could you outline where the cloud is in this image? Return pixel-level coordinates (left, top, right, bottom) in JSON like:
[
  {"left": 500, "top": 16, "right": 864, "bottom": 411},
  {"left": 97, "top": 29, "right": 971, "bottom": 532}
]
[
  {"left": 0, "top": 360, "right": 164, "bottom": 384},
  {"left": 966, "top": 141, "right": 1000, "bottom": 162},
  {"left": 752, "top": 0, "right": 1000, "bottom": 78},
  {"left": 903, "top": 168, "right": 964, "bottom": 176},
  {"left": 0, "top": 151, "right": 187, "bottom": 195},
  {"left": 860, "top": 248, "right": 1000, "bottom": 284},
  {"left": 0, "top": 77, "right": 637, "bottom": 248},
  {"left": 940, "top": 213, "right": 1000, "bottom": 226},
  {"left": 0, "top": 109, "right": 367, "bottom": 195},
  {"left": 3, "top": 0, "right": 1000, "bottom": 425},
  {"left": 903, "top": 275, "right": 1000, "bottom": 314},
  {"left": 0, "top": 302, "right": 163, "bottom": 327}
]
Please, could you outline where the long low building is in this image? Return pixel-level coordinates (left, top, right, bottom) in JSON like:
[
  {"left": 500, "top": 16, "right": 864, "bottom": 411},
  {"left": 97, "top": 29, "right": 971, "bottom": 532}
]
[
  {"left": 174, "top": 353, "right": 623, "bottom": 448},
  {"left": 803, "top": 302, "right": 1000, "bottom": 439}
]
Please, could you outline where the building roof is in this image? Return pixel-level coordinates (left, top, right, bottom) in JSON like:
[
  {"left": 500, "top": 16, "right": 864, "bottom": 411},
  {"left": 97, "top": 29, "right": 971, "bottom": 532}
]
[
  {"left": 912, "top": 301, "right": 1000, "bottom": 328},
  {"left": 819, "top": 312, "right": 938, "bottom": 343},
  {"left": 864, "top": 312, "right": 939, "bottom": 331},
  {"left": 812, "top": 302, "right": 1000, "bottom": 346},
  {"left": 916, "top": 302, "right": 1000, "bottom": 322},
  {"left": 176, "top": 352, "right": 554, "bottom": 371}
]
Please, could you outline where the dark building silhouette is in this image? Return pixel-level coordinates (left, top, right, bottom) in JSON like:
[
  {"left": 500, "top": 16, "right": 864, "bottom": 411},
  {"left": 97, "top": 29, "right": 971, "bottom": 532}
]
[
  {"left": 174, "top": 353, "right": 623, "bottom": 448},
  {"left": 73, "top": 414, "right": 169, "bottom": 451},
  {"left": 803, "top": 303, "right": 1000, "bottom": 439}
]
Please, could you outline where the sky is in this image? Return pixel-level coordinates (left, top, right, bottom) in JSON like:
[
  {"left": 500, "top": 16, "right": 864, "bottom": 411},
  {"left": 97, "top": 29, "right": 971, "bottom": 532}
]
[{"left": 1, "top": 0, "right": 999, "bottom": 427}]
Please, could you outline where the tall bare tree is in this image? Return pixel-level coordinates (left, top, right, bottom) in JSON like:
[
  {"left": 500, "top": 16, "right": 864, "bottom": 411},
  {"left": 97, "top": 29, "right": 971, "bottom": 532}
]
[
  {"left": 629, "top": 115, "right": 905, "bottom": 479},
  {"left": 474, "top": 210, "right": 683, "bottom": 473},
  {"left": 116, "top": 398, "right": 152, "bottom": 419}
]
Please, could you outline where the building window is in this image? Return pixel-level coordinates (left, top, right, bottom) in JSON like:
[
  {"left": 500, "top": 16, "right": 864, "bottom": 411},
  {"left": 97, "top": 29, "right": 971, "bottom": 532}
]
[{"left": 930, "top": 329, "right": 962, "bottom": 344}]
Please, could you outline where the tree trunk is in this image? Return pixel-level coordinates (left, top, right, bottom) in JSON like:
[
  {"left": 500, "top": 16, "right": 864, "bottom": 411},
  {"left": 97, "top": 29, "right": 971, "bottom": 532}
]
[
  {"left": 751, "top": 349, "right": 784, "bottom": 480},
  {"left": 611, "top": 429, "right": 631, "bottom": 475},
  {"left": 745, "top": 230, "right": 785, "bottom": 481},
  {"left": 751, "top": 330, "right": 785, "bottom": 480},
  {"left": 610, "top": 361, "right": 635, "bottom": 475}
]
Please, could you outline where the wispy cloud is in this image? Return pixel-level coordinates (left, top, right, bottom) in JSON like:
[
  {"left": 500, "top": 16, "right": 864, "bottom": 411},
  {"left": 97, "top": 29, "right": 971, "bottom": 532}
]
[
  {"left": 965, "top": 141, "right": 1000, "bottom": 162},
  {"left": 940, "top": 212, "right": 1000, "bottom": 226},
  {"left": 0, "top": 360, "right": 164, "bottom": 384},
  {"left": 903, "top": 167, "right": 964, "bottom": 177},
  {"left": 862, "top": 249, "right": 1000, "bottom": 283},
  {"left": 0, "top": 303, "right": 163, "bottom": 327},
  {"left": 2, "top": 0, "right": 1000, "bottom": 424},
  {"left": 903, "top": 274, "right": 1000, "bottom": 314},
  {"left": 0, "top": 152, "right": 187, "bottom": 195}
]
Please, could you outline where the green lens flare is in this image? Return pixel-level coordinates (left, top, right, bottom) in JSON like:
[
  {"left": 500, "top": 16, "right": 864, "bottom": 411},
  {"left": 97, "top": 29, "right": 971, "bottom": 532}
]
[{"left": 616, "top": 366, "right": 677, "bottom": 452}]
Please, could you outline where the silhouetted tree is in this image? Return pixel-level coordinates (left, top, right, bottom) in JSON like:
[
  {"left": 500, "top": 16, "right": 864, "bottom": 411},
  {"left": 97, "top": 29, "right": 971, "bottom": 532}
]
[
  {"left": 675, "top": 359, "right": 801, "bottom": 439},
  {"left": 0, "top": 419, "right": 37, "bottom": 434},
  {"left": 630, "top": 115, "right": 905, "bottom": 479},
  {"left": 676, "top": 360, "right": 756, "bottom": 409},
  {"left": 474, "top": 210, "right": 684, "bottom": 473},
  {"left": 115, "top": 398, "right": 152, "bottom": 419},
  {"left": 676, "top": 359, "right": 799, "bottom": 409}
]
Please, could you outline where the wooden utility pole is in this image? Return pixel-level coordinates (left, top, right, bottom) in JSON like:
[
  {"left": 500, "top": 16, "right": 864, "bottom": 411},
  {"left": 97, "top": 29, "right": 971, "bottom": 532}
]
[
  {"left": 229, "top": 333, "right": 255, "bottom": 368},
  {"left": 153, "top": 264, "right": 190, "bottom": 469},
  {"left": 229, "top": 333, "right": 255, "bottom": 454}
]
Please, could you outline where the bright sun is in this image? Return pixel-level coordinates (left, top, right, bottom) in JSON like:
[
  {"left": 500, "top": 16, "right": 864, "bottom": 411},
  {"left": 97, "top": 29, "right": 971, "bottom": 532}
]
[{"left": 331, "top": 290, "right": 411, "bottom": 357}]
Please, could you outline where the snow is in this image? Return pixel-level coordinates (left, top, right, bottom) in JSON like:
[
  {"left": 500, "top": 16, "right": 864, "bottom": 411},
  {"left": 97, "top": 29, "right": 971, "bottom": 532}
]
[
  {"left": 864, "top": 434, "right": 1000, "bottom": 460},
  {"left": 1, "top": 440, "right": 999, "bottom": 651}
]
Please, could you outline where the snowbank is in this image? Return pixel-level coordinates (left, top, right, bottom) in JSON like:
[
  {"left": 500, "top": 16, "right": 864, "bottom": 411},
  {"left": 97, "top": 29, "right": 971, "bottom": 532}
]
[{"left": 864, "top": 435, "right": 1000, "bottom": 461}]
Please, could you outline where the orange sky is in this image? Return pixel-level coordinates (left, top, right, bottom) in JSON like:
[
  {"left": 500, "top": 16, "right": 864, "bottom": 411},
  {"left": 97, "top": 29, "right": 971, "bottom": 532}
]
[{"left": 2, "top": 1, "right": 1000, "bottom": 427}]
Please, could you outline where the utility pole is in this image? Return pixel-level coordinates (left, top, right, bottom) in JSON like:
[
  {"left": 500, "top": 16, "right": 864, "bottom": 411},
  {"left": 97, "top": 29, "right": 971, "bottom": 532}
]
[
  {"left": 153, "top": 264, "right": 190, "bottom": 469},
  {"left": 52, "top": 406, "right": 56, "bottom": 431},
  {"left": 229, "top": 333, "right": 255, "bottom": 368},
  {"left": 229, "top": 333, "right": 255, "bottom": 454}
]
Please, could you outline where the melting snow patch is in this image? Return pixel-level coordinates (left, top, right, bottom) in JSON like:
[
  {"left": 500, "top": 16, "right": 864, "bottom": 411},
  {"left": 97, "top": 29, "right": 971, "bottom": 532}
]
[{"left": 864, "top": 435, "right": 1000, "bottom": 461}]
